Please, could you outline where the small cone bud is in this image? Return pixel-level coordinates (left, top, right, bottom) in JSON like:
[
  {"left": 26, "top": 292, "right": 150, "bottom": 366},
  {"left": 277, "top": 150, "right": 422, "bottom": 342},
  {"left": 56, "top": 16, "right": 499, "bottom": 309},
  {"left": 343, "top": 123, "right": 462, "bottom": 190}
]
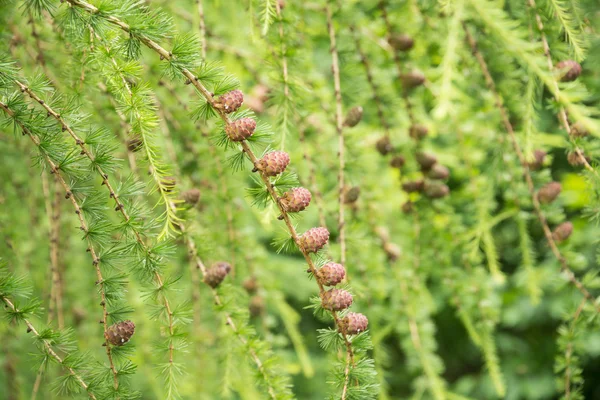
[
  {"left": 556, "top": 60, "right": 582, "bottom": 82},
  {"left": 161, "top": 176, "right": 176, "bottom": 193},
  {"left": 215, "top": 90, "right": 244, "bottom": 113},
  {"left": 127, "top": 137, "right": 143, "bottom": 152},
  {"left": 317, "top": 262, "right": 346, "bottom": 286},
  {"left": 243, "top": 276, "right": 259, "bottom": 294},
  {"left": 401, "top": 201, "right": 414, "bottom": 214},
  {"left": 390, "top": 155, "right": 406, "bottom": 169},
  {"left": 528, "top": 150, "right": 546, "bottom": 171},
  {"left": 182, "top": 188, "right": 201, "bottom": 205},
  {"left": 401, "top": 71, "right": 425, "bottom": 90},
  {"left": 249, "top": 296, "right": 265, "bottom": 317},
  {"left": 552, "top": 222, "right": 573, "bottom": 242},
  {"left": 321, "top": 289, "right": 353, "bottom": 311},
  {"left": 409, "top": 124, "right": 428, "bottom": 140},
  {"left": 567, "top": 151, "right": 585, "bottom": 166},
  {"left": 280, "top": 187, "right": 311, "bottom": 212},
  {"left": 428, "top": 164, "right": 449, "bottom": 180},
  {"left": 343, "top": 106, "right": 363, "bottom": 127},
  {"left": 105, "top": 320, "right": 135, "bottom": 346},
  {"left": 256, "top": 151, "right": 290, "bottom": 176},
  {"left": 570, "top": 122, "right": 588, "bottom": 138},
  {"left": 537, "top": 182, "right": 561, "bottom": 203},
  {"left": 225, "top": 118, "right": 256, "bottom": 141},
  {"left": 376, "top": 136, "right": 393, "bottom": 155},
  {"left": 402, "top": 180, "right": 424, "bottom": 193},
  {"left": 389, "top": 34, "right": 414, "bottom": 52},
  {"left": 424, "top": 182, "right": 449, "bottom": 199},
  {"left": 300, "top": 227, "right": 330, "bottom": 253},
  {"left": 416, "top": 152, "right": 437, "bottom": 170},
  {"left": 340, "top": 312, "right": 368, "bottom": 335},
  {"left": 384, "top": 242, "right": 401, "bottom": 261},
  {"left": 344, "top": 186, "right": 360, "bottom": 204},
  {"left": 204, "top": 262, "right": 232, "bottom": 288}
]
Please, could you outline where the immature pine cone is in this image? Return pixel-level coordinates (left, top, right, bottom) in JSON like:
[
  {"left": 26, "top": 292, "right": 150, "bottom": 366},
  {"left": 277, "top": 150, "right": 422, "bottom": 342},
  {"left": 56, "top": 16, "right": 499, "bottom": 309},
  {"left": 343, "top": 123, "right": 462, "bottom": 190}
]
[
  {"left": 416, "top": 152, "right": 438, "bottom": 170},
  {"left": 389, "top": 34, "right": 414, "bottom": 52},
  {"left": 401, "top": 71, "right": 426, "bottom": 89},
  {"left": 528, "top": 149, "right": 546, "bottom": 171},
  {"left": 428, "top": 164, "right": 449, "bottom": 180},
  {"left": 376, "top": 136, "right": 393, "bottom": 155},
  {"left": 340, "top": 312, "right": 368, "bottom": 335},
  {"left": 215, "top": 89, "right": 244, "bottom": 113},
  {"left": 537, "top": 182, "right": 561, "bottom": 204},
  {"left": 384, "top": 242, "right": 401, "bottom": 261},
  {"left": 409, "top": 124, "right": 428, "bottom": 140},
  {"left": 127, "top": 137, "right": 143, "bottom": 152},
  {"left": 570, "top": 122, "right": 588, "bottom": 138},
  {"left": 280, "top": 187, "right": 311, "bottom": 212},
  {"left": 343, "top": 106, "right": 363, "bottom": 127},
  {"left": 249, "top": 296, "right": 265, "bottom": 317},
  {"left": 105, "top": 320, "right": 135, "bottom": 346},
  {"left": 204, "top": 262, "right": 232, "bottom": 288},
  {"left": 401, "top": 201, "right": 414, "bottom": 214},
  {"left": 243, "top": 276, "right": 258, "bottom": 294},
  {"left": 390, "top": 155, "right": 406, "bottom": 169},
  {"left": 402, "top": 180, "right": 424, "bottom": 193},
  {"left": 567, "top": 151, "right": 585, "bottom": 166},
  {"left": 300, "top": 227, "right": 330, "bottom": 253},
  {"left": 317, "top": 262, "right": 346, "bottom": 286},
  {"left": 424, "top": 182, "right": 450, "bottom": 199},
  {"left": 321, "top": 289, "right": 353, "bottom": 311},
  {"left": 255, "top": 151, "right": 290, "bottom": 176},
  {"left": 182, "top": 188, "right": 201, "bottom": 205},
  {"left": 552, "top": 221, "right": 573, "bottom": 242},
  {"left": 556, "top": 60, "right": 582, "bottom": 82},
  {"left": 344, "top": 186, "right": 361, "bottom": 204},
  {"left": 225, "top": 118, "right": 256, "bottom": 141}
]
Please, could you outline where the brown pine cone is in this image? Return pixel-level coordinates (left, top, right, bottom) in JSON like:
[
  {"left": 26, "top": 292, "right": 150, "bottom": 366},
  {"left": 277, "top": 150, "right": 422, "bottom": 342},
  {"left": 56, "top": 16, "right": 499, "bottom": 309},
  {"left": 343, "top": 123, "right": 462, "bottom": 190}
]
[
  {"left": 321, "top": 289, "right": 353, "bottom": 311},
  {"left": 343, "top": 106, "right": 363, "bottom": 127},
  {"left": 317, "top": 262, "right": 346, "bottom": 286},
  {"left": 556, "top": 60, "right": 582, "bottom": 82},
  {"left": 255, "top": 151, "right": 290, "bottom": 177},
  {"left": 299, "top": 227, "right": 330, "bottom": 253},
  {"left": 409, "top": 124, "right": 428, "bottom": 140},
  {"left": 344, "top": 186, "right": 361, "bottom": 204},
  {"left": 204, "top": 262, "right": 232, "bottom": 288},
  {"left": 340, "top": 312, "right": 368, "bottom": 334},
  {"left": 181, "top": 188, "right": 201, "bottom": 206},
  {"left": 215, "top": 90, "right": 244, "bottom": 113},
  {"left": 376, "top": 136, "right": 393, "bottom": 155},
  {"left": 416, "top": 152, "right": 438, "bottom": 171},
  {"left": 428, "top": 164, "right": 449, "bottom": 180},
  {"left": 105, "top": 320, "right": 135, "bottom": 346},
  {"left": 424, "top": 182, "right": 449, "bottom": 199},
  {"left": 402, "top": 180, "right": 424, "bottom": 193},
  {"left": 537, "top": 182, "right": 561, "bottom": 204},
  {"left": 389, "top": 34, "right": 414, "bottom": 52},
  {"left": 528, "top": 150, "right": 546, "bottom": 171},
  {"left": 401, "top": 71, "right": 426, "bottom": 90},
  {"left": 225, "top": 118, "right": 256, "bottom": 141},
  {"left": 552, "top": 221, "right": 573, "bottom": 242},
  {"left": 280, "top": 187, "right": 311, "bottom": 212}
]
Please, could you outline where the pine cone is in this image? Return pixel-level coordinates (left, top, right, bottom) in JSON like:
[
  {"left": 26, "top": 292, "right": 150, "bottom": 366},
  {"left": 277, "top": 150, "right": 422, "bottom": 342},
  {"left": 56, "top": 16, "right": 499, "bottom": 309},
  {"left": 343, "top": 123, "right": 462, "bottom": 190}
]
[
  {"left": 528, "top": 149, "right": 546, "bottom": 171},
  {"left": 299, "top": 227, "right": 330, "bottom": 253},
  {"left": 225, "top": 118, "right": 256, "bottom": 141},
  {"left": 402, "top": 180, "right": 424, "bottom": 193},
  {"left": 416, "top": 152, "right": 437, "bottom": 170},
  {"left": 552, "top": 221, "right": 573, "bottom": 242},
  {"left": 556, "top": 60, "right": 582, "bottom": 82},
  {"left": 340, "top": 312, "right": 368, "bottom": 335},
  {"left": 161, "top": 176, "right": 176, "bottom": 193},
  {"left": 255, "top": 151, "right": 290, "bottom": 176},
  {"left": 243, "top": 276, "right": 259, "bottom": 294},
  {"left": 570, "top": 122, "right": 588, "bottom": 138},
  {"left": 182, "top": 188, "right": 201, "bottom": 205},
  {"left": 401, "top": 71, "right": 425, "bottom": 90},
  {"left": 567, "top": 151, "right": 585, "bottom": 166},
  {"left": 537, "top": 182, "right": 561, "bottom": 204},
  {"left": 409, "top": 124, "right": 428, "bottom": 140},
  {"left": 384, "top": 242, "right": 401, "bottom": 261},
  {"left": 215, "top": 89, "right": 244, "bottom": 113},
  {"left": 344, "top": 186, "right": 360, "bottom": 204},
  {"left": 249, "top": 295, "right": 265, "bottom": 317},
  {"left": 317, "top": 262, "right": 346, "bottom": 286},
  {"left": 321, "top": 289, "right": 353, "bottom": 311},
  {"left": 424, "top": 182, "right": 449, "bottom": 199},
  {"left": 390, "top": 155, "right": 406, "bottom": 169},
  {"left": 343, "top": 106, "right": 363, "bottom": 127},
  {"left": 105, "top": 320, "right": 135, "bottom": 346},
  {"left": 280, "top": 187, "right": 311, "bottom": 212},
  {"left": 376, "top": 136, "right": 393, "bottom": 155},
  {"left": 127, "top": 137, "right": 143, "bottom": 152},
  {"left": 389, "top": 34, "right": 414, "bottom": 52},
  {"left": 401, "top": 201, "right": 414, "bottom": 214},
  {"left": 428, "top": 164, "right": 449, "bottom": 180},
  {"left": 204, "top": 262, "right": 232, "bottom": 288}
]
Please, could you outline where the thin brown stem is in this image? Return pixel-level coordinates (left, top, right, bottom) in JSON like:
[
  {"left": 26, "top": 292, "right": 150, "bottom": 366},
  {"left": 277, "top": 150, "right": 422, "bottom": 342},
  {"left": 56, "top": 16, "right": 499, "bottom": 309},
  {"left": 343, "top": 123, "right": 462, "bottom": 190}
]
[
  {"left": 2, "top": 292, "right": 95, "bottom": 399},
  {"left": 463, "top": 24, "right": 600, "bottom": 314},
  {"left": 50, "top": 177, "right": 64, "bottom": 329},
  {"left": 326, "top": 3, "right": 347, "bottom": 268},
  {"left": 0, "top": 100, "right": 120, "bottom": 391},
  {"left": 526, "top": 0, "right": 595, "bottom": 174},
  {"left": 196, "top": 0, "right": 207, "bottom": 60}
]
